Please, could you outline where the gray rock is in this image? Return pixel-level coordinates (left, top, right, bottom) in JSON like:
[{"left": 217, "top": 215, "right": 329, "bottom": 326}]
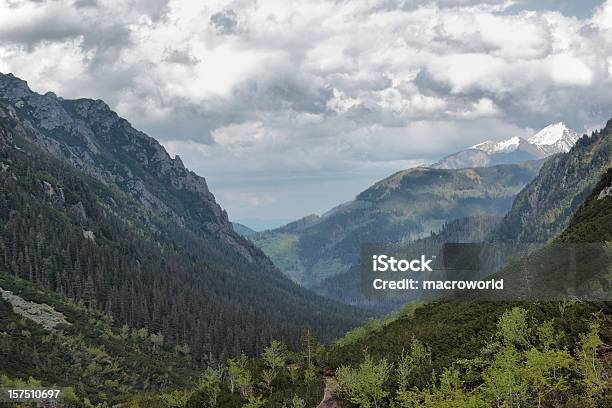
[
  {"left": 0, "top": 286, "right": 72, "bottom": 331},
  {"left": 83, "top": 230, "right": 96, "bottom": 241},
  {"left": 71, "top": 202, "right": 88, "bottom": 221},
  {"left": 597, "top": 183, "right": 612, "bottom": 200},
  {"left": 0, "top": 72, "right": 257, "bottom": 265}
]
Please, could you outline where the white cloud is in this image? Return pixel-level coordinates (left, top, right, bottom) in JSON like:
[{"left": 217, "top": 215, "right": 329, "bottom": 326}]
[
  {"left": 454, "top": 98, "right": 500, "bottom": 119},
  {"left": 0, "top": 0, "right": 611, "bottom": 220},
  {"left": 549, "top": 53, "right": 593, "bottom": 86},
  {"left": 592, "top": 0, "right": 612, "bottom": 30},
  {"left": 212, "top": 121, "right": 264, "bottom": 144}
]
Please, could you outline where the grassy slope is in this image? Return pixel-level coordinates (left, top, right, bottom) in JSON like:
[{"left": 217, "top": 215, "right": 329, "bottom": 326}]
[{"left": 254, "top": 233, "right": 305, "bottom": 284}]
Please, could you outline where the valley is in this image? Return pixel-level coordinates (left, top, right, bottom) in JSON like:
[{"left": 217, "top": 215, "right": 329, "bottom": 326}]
[
  {"left": 0, "top": 72, "right": 370, "bottom": 400},
  {"left": 0, "top": 73, "right": 609, "bottom": 407},
  {"left": 1, "top": 1, "right": 611, "bottom": 407},
  {"left": 252, "top": 163, "right": 542, "bottom": 295}
]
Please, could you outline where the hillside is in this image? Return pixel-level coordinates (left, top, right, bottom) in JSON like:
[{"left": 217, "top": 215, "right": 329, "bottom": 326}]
[
  {"left": 232, "top": 222, "right": 258, "bottom": 237},
  {"left": 329, "top": 166, "right": 612, "bottom": 362},
  {"left": 557, "top": 167, "right": 612, "bottom": 243},
  {"left": 313, "top": 215, "right": 502, "bottom": 308},
  {"left": 0, "top": 272, "right": 199, "bottom": 406},
  {"left": 0, "top": 73, "right": 369, "bottom": 365},
  {"left": 121, "top": 154, "right": 611, "bottom": 408},
  {"left": 491, "top": 123, "right": 611, "bottom": 244},
  {"left": 324, "top": 166, "right": 612, "bottom": 408},
  {"left": 253, "top": 162, "right": 542, "bottom": 291}
]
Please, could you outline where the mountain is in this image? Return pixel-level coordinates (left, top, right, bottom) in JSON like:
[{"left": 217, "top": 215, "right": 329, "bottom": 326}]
[
  {"left": 556, "top": 166, "right": 612, "bottom": 243},
  {"left": 0, "top": 272, "right": 199, "bottom": 406},
  {"left": 527, "top": 122, "right": 580, "bottom": 154},
  {"left": 130, "top": 144, "right": 612, "bottom": 408},
  {"left": 324, "top": 166, "right": 612, "bottom": 408},
  {"left": 232, "top": 222, "right": 258, "bottom": 237},
  {"left": 491, "top": 122, "right": 611, "bottom": 244},
  {"left": 433, "top": 122, "right": 579, "bottom": 169},
  {"left": 312, "top": 215, "right": 502, "bottom": 308},
  {"left": 252, "top": 162, "right": 542, "bottom": 291},
  {"left": 0, "top": 73, "right": 368, "bottom": 364}
]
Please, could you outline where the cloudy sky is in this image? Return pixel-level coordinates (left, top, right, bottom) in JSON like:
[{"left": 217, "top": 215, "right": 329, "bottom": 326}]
[{"left": 1, "top": 0, "right": 612, "bottom": 229}]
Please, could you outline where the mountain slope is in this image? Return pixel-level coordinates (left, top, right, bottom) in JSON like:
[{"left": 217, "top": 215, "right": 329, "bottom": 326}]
[
  {"left": 0, "top": 73, "right": 238, "bottom": 249},
  {"left": 0, "top": 272, "right": 198, "bottom": 406},
  {"left": 332, "top": 157, "right": 612, "bottom": 366},
  {"left": 253, "top": 162, "right": 542, "bottom": 291},
  {"left": 557, "top": 167, "right": 612, "bottom": 243},
  {"left": 312, "top": 215, "right": 502, "bottom": 308},
  {"left": 232, "top": 222, "right": 258, "bottom": 237},
  {"left": 326, "top": 164, "right": 612, "bottom": 407},
  {"left": 0, "top": 73, "right": 369, "bottom": 361},
  {"left": 491, "top": 122, "right": 611, "bottom": 244},
  {"left": 433, "top": 122, "right": 579, "bottom": 169}
]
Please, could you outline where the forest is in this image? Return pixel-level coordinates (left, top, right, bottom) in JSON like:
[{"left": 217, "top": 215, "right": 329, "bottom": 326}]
[{"left": 0, "top": 100, "right": 367, "bottom": 365}]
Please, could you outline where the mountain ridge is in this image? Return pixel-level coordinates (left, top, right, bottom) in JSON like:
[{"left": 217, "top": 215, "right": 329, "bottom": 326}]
[
  {"left": 0, "top": 72, "right": 370, "bottom": 361},
  {"left": 433, "top": 122, "right": 579, "bottom": 169},
  {"left": 0, "top": 73, "right": 232, "bottom": 233},
  {"left": 491, "top": 122, "right": 611, "bottom": 244},
  {"left": 252, "top": 161, "right": 543, "bottom": 295}
]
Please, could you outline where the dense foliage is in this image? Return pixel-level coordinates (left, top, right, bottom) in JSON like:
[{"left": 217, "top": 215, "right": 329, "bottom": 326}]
[
  {"left": 125, "top": 333, "right": 326, "bottom": 408},
  {"left": 558, "top": 167, "right": 612, "bottom": 243},
  {"left": 313, "top": 215, "right": 502, "bottom": 309},
  {"left": 333, "top": 305, "right": 610, "bottom": 407},
  {"left": 0, "top": 102, "right": 368, "bottom": 365},
  {"left": 119, "top": 300, "right": 610, "bottom": 407},
  {"left": 0, "top": 273, "right": 198, "bottom": 406},
  {"left": 492, "top": 124, "right": 611, "bottom": 244}
]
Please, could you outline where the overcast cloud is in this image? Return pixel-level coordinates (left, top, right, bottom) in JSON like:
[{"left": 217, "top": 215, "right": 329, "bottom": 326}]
[{"left": 0, "top": 0, "right": 611, "bottom": 228}]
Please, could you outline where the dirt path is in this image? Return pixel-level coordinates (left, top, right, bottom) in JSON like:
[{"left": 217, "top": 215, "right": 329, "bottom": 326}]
[{"left": 317, "top": 369, "right": 341, "bottom": 408}]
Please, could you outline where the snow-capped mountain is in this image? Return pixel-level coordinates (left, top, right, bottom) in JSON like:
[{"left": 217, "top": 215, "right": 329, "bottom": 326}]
[
  {"left": 527, "top": 122, "right": 579, "bottom": 155},
  {"left": 472, "top": 136, "right": 523, "bottom": 154},
  {"left": 432, "top": 122, "right": 580, "bottom": 169}
]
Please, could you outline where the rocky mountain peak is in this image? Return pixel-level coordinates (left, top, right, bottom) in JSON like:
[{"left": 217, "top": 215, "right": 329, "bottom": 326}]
[
  {"left": 432, "top": 122, "right": 580, "bottom": 169},
  {"left": 0, "top": 72, "right": 31, "bottom": 99},
  {"left": 528, "top": 122, "right": 579, "bottom": 154},
  {"left": 0, "top": 72, "right": 245, "bottom": 255},
  {"left": 472, "top": 136, "right": 525, "bottom": 154}
]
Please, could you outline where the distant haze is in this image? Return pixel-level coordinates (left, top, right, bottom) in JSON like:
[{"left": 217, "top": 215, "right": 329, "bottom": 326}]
[
  {"left": 1, "top": 0, "right": 611, "bottom": 223},
  {"left": 234, "top": 218, "right": 293, "bottom": 232}
]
